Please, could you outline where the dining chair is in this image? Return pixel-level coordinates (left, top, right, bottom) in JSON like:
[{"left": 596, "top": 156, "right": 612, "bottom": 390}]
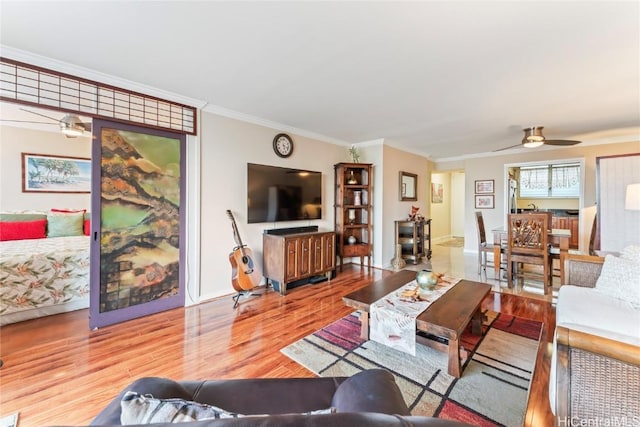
[
  {"left": 475, "top": 211, "right": 505, "bottom": 278},
  {"left": 550, "top": 213, "right": 598, "bottom": 278},
  {"left": 506, "top": 213, "right": 553, "bottom": 294}
]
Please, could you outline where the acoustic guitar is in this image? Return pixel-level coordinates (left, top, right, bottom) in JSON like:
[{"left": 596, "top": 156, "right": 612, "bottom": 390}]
[{"left": 226, "top": 210, "right": 262, "bottom": 292}]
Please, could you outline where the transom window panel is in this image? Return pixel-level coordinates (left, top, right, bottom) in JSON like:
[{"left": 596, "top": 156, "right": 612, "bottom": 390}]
[
  {"left": 0, "top": 57, "right": 196, "bottom": 135},
  {"left": 519, "top": 163, "right": 580, "bottom": 198}
]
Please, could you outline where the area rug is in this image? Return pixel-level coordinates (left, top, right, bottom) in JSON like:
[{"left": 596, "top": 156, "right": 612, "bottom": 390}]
[
  {"left": 0, "top": 413, "right": 18, "bottom": 427},
  {"left": 281, "top": 311, "right": 542, "bottom": 426},
  {"left": 437, "top": 237, "right": 464, "bottom": 247}
]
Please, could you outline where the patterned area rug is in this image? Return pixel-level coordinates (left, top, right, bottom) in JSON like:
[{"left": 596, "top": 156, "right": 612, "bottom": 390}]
[
  {"left": 437, "top": 237, "right": 464, "bottom": 247},
  {"left": 281, "top": 311, "right": 542, "bottom": 426}
]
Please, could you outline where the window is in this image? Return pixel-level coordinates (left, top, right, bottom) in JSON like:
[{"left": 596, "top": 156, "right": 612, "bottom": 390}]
[{"left": 519, "top": 163, "right": 580, "bottom": 198}]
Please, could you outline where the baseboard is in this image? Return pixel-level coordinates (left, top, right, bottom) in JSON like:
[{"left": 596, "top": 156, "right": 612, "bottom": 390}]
[{"left": 431, "top": 235, "right": 453, "bottom": 244}]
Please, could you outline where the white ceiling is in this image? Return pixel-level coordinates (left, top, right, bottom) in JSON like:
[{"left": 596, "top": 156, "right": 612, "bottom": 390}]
[{"left": 1, "top": 1, "right": 639, "bottom": 160}]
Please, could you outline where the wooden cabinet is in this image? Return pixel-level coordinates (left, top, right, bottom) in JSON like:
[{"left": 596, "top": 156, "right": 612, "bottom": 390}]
[
  {"left": 263, "top": 231, "right": 335, "bottom": 295},
  {"left": 334, "top": 163, "right": 373, "bottom": 271},
  {"left": 395, "top": 219, "right": 432, "bottom": 264},
  {"left": 551, "top": 216, "right": 579, "bottom": 249}
]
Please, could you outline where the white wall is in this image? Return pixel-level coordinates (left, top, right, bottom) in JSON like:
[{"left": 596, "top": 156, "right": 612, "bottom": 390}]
[
  {"left": 430, "top": 172, "right": 451, "bottom": 242},
  {"left": 198, "top": 112, "right": 346, "bottom": 301},
  {"left": 451, "top": 171, "right": 465, "bottom": 237},
  {"left": 0, "top": 126, "right": 91, "bottom": 212},
  {"left": 377, "top": 144, "right": 431, "bottom": 268}
]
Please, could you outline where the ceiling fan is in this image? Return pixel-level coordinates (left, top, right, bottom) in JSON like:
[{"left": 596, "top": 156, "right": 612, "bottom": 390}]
[
  {"left": 0, "top": 108, "right": 92, "bottom": 138},
  {"left": 494, "top": 126, "right": 582, "bottom": 152}
]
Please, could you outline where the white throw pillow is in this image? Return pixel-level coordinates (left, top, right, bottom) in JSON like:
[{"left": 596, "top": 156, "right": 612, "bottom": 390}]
[
  {"left": 120, "top": 392, "right": 241, "bottom": 424},
  {"left": 120, "top": 391, "right": 336, "bottom": 424},
  {"left": 595, "top": 254, "right": 640, "bottom": 310},
  {"left": 621, "top": 245, "right": 640, "bottom": 263}
]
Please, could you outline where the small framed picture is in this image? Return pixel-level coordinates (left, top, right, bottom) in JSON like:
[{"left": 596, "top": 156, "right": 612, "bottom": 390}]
[
  {"left": 475, "top": 179, "right": 494, "bottom": 194},
  {"left": 475, "top": 195, "right": 494, "bottom": 209}
]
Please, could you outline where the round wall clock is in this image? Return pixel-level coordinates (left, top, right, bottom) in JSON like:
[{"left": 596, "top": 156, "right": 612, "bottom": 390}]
[{"left": 273, "top": 133, "right": 294, "bottom": 158}]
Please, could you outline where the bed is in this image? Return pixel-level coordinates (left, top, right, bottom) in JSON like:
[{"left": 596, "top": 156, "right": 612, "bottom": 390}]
[{"left": 1, "top": 220, "right": 90, "bottom": 325}]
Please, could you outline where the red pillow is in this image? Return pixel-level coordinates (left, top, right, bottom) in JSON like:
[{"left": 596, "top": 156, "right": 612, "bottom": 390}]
[
  {"left": 51, "top": 208, "right": 86, "bottom": 213},
  {"left": 0, "top": 219, "right": 48, "bottom": 241},
  {"left": 84, "top": 219, "right": 91, "bottom": 236}
]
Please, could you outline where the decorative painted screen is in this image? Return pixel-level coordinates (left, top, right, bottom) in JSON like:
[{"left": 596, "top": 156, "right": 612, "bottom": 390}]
[{"left": 90, "top": 119, "right": 185, "bottom": 329}]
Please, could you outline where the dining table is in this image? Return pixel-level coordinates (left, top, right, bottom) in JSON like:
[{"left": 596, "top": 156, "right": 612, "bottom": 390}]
[{"left": 491, "top": 227, "right": 572, "bottom": 285}]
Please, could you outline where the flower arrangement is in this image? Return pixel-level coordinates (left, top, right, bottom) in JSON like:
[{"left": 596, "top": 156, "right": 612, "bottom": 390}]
[{"left": 348, "top": 145, "right": 360, "bottom": 163}]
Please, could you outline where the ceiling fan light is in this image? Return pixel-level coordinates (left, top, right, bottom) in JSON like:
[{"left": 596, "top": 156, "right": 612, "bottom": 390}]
[
  {"left": 523, "top": 140, "right": 544, "bottom": 148},
  {"left": 60, "top": 114, "right": 85, "bottom": 137},
  {"left": 523, "top": 126, "right": 545, "bottom": 142}
]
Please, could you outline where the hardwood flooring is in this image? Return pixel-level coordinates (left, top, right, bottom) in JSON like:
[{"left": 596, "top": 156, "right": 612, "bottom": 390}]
[{"left": 0, "top": 249, "right": 555, "bottom": 426}]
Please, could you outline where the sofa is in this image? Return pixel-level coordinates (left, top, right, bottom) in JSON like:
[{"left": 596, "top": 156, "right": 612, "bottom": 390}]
[
  {"left": 550, "top": 253, "right": 640, "bottom": 425},
  {"left": 90, "top": 369, "right": 471, "bottom": 426}
]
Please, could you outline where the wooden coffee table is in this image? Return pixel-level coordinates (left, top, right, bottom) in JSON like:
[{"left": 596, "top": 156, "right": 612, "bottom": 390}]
[{"left": 343, "top": 269, "right": 491, "bottom": 377}]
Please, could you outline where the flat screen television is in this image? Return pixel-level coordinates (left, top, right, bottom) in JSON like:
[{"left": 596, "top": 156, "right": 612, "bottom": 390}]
[{"left": 247, "top": 163, "right": 322, "bottom": 223}]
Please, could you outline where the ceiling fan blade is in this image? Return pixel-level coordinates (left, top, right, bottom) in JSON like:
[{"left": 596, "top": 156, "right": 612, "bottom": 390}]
[
  {"left": 0, "top": 119, "right": 57, "bottom": 125},
  {"left": 20, "top": 108, "right": 61, "bottom": 123},
  {"left": 493, "top": 143, "right": 523, "bottom": 152},
  {"left": 544, "top": 139, "right": 581, "bottom": 146}
]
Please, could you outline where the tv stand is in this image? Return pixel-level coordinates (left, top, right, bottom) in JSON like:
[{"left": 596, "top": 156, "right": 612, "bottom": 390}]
[{"left": 262, "top": 230, "right": 335, "bottom": 295}]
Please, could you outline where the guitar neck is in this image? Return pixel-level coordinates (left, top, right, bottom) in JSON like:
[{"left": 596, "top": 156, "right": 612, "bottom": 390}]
[{"left": 227, "top": 210, "right": 247, "bottom": 254}]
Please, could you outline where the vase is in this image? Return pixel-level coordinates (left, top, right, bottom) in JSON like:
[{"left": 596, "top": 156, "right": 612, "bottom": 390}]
[
  {"left": 347, "top": 235, "right": 357, "bottom": 245},
  {"left": 347, "top": 170, "right": 358, "bottom": 185},
  {"left": 348, "top": 209, "right": 356, "bottom": 224},
  {"left": 416, "top": 269, "right": 438, "bottom": 290},
  {"left": 353, "top": 191, "right": 361, "bottom": 206},
  {"left": 390, "top": 244, "right": 406, "bottom": 270}
]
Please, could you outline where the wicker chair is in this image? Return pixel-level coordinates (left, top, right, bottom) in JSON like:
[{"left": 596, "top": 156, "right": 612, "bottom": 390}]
[{"left": 552, "top": 254, "right": 640, "bottom": 424}]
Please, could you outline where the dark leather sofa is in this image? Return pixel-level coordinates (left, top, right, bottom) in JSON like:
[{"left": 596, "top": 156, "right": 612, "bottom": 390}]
[{"left": 89, "top": 369, "right": 471, "bottom": 426}]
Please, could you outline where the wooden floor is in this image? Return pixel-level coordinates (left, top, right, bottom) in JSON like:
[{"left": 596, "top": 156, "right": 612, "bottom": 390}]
[{"left": 0, "top": 264, "right": 555, "bottom": 426}]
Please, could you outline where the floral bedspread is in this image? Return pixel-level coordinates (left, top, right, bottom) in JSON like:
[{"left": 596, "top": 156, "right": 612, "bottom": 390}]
[
  {"left": 370, "top": 276, "right": 460, "bottom": 356},
  {"left": 0, "top": 236, "right": 90, "bottom": 320}
]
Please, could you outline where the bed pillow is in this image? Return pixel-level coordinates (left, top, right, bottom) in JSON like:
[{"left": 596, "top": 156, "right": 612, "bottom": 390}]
[
  {"left": 84, "top": 219, "right": 91, "bottom": 236},
  {"left": 0, "top": 219, "right": 47, "bottom": 241},
  {"left": 595, "top": 254, "right": 640, "bottom": 309},
  {"left": 47, "top": 211, "right": 85, "bottom": 238},
  {"left": 0, "top": 213, "right": 47, "bottom": 222}
]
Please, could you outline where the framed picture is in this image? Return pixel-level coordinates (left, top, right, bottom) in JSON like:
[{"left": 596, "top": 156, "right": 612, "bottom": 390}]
[
  {"left": 431, "top": 182, "right": 443, "bottom": 203},
  {"left": 400, "top": 171, "right": 417, "bottom": 201},
  {"left": 475, "top": 194, "right": 495, "bottom": 209},
  {"left": 22, "top": 153, "right": 91, "bottom": 193},
  {"left": 475, "top": 179, "right": 494, "bottom": 194}
]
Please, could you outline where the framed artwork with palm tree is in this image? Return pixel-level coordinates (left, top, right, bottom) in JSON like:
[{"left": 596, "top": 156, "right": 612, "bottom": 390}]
[{"left": 21, "top": 152, "right": 91, "bottom": 193}]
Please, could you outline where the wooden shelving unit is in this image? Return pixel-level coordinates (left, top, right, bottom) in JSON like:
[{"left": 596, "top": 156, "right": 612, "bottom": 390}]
[
  {"left": 334, "top": 163, "right": 373, "bottom": 271},
  {"left": 394, "top": 219, "right": 432, "bottom": 264}
]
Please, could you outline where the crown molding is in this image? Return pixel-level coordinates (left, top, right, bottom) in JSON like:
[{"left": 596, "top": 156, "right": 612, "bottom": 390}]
[
  {"left": 201, "top": 103, "right": 351, "bottom": 147},
  {"left": 0, "top": 45, "right": 207, "bottom": 109}
]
